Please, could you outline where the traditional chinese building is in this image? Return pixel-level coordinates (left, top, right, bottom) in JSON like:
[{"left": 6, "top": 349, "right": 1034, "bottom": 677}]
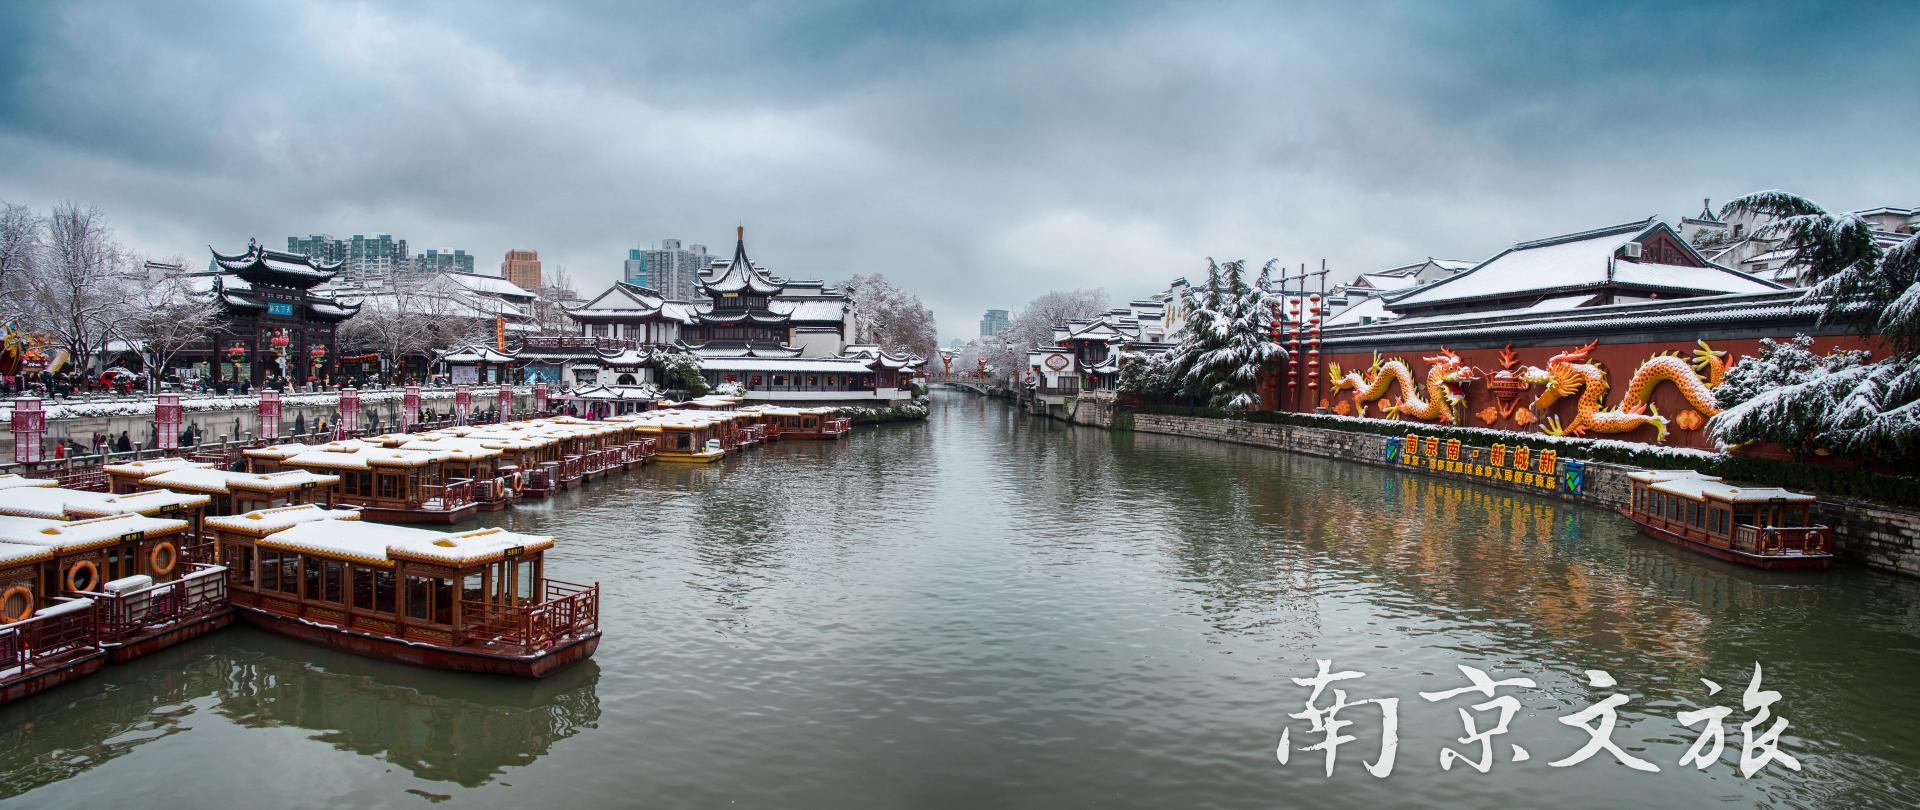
[
  {"left": 1274, "top": 219, "right": 1878, "bottom": 450},
  {"left": 197, "top": 240, "right": 360, "bottom": 387}
]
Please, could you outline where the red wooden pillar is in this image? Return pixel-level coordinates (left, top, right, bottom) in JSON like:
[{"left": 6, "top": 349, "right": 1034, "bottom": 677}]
[
  {"left": 12, "top": 397, "right": 45, "bottom": 464},
  {"left": 156, "top": 394, "right": 182, "bottom": 450}
]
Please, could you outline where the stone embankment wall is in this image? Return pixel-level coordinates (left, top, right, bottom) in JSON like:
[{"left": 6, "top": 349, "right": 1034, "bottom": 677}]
[
  {"left": 1121, "top": 412, "right": 1920, "bottom": 579},
  {"left": 2, "top": 391, "right": 537, "bottom": 457}
]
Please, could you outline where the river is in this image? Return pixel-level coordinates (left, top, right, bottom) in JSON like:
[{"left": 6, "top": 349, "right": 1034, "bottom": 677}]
[{"left": 3, "top": 389, "right": 1918, "bottom": 808}]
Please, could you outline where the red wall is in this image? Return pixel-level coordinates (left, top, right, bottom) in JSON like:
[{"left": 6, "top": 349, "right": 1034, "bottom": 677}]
[{"left": 1284, "top": 335, "right": 1877, "bottom": 451}]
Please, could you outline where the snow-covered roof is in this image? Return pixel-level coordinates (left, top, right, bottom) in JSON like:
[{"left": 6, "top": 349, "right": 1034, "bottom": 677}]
[
  {"left": 140, "top": 468, "right": 341, "bottom": 495},
  {"left": 387, "top": 526, "right": 554, "bottom": 566},
  {"left": 440, "top": 344, "right": 516, "bottom": 364},
  {"left": 258, "top": 520, "right": 552, "bottom": 568},
  {"left": 0, "top": 540, "right": 54, "bottom": 567},
  {"left": 1387, "top": 219, "right": 1780, "bottom": 311},
  {"left": 0, "top": 513, "right": 189, "bottom": 552},
  {"left": 695, "top": 357, "right": 880, "bottom": 373},
  {"left": 1649, "top": 478, "right": 1817, "bottom": 504},
  {"left": 770, "top": 297, "right": 847, "bottom": 323},
  {"left": 1626, "top": 469, "right": 1721, "bottom": 484},
  {"left": 701, "top": 229, "right": 785, "bottom": 295},
  {"left": 0, "top": 487, "right": 110, "bottom": 519},
  {"left": 443, "top": 272, "right": 537, "bottom": 301},
  {"left": 63, "top": 488, "right": 212, "bottom": 517},
  {"left": 103, "top": 457, "right": 213, "bottom": 478},
  {"left": 1322, "top": 296, "right": 1396, "bottom": 327},
  {"left": 0, "top": 474, "right": 57, "bottom": 491},
  {"left": 205, "top": 504, "right": 363, "bottom": 537}
]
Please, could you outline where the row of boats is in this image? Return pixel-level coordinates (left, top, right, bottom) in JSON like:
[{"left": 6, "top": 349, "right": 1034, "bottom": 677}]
[{"left": 0, "top": 400, "right": 856, "bottom": 703}]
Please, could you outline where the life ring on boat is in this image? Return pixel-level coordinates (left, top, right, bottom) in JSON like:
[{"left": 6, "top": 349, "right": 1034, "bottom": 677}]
[
  {"left": 65, "top": 560, "right": 100, "bottom": 593},
  {"left": 149, "top": 541, "right": 179, "bottom": 577},
  {"left": 0, "top": 585, "right": 33, "bottom": 623}
]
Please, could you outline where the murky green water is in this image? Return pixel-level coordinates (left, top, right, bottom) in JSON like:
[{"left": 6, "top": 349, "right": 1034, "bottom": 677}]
[{"left": 3, "top": 390, "right": 1918, "bottom": 808}]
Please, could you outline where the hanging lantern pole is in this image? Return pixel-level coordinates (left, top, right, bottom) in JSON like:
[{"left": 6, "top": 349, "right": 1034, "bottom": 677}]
[
  {"left": 12, "top": 397, "right": 45, "bottom": 464},
  {"left": 454, "top": 385, "right": 472, "bottom": 426},
  {"left": 402, "top": 385, "right": 421, "bottom": 432},
  {"left": 156, "top": 394, "right": 182, "bottom": 451}
]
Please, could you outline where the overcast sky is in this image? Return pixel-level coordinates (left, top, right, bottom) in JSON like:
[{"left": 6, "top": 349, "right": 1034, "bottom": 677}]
[{"left": 2, "top": 1, "right": 1915, "bottom": 341}]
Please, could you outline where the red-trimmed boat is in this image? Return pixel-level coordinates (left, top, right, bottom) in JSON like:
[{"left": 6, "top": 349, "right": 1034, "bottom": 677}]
[
  {"left": 1623, "top": 470, "right": 1833, "bottom": 570},
  {"left": 209, "top": 506, "right": 599, "bottom": 677}
]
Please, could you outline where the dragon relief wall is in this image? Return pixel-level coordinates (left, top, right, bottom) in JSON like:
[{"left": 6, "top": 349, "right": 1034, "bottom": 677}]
[{"left": 1305, "top": 335, "right": 1877, "bottom": 451}]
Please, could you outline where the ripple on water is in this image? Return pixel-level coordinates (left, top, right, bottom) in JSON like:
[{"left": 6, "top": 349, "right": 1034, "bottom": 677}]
[{"left": 2, "top": 392, "right": 1919, "bottom": 808}]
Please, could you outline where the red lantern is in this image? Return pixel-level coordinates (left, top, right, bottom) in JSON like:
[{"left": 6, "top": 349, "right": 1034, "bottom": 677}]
[
  {"left": 12, "top": 397, "right": 45, "bottom": 464},
  {"left": 156, "top": 394, "right": 182, "bottom": 450},
  {"left": 259, "top": 390, "right": 282, "bottom": 440},
  {"left": 340, "top": 387, "right": 361, "bottom": 433},
  {"left": 270, "top": 330, "right": 290, "bottom": 349},
  {"left": 402, "top": 385, "right": 421, "bottom": 431}
]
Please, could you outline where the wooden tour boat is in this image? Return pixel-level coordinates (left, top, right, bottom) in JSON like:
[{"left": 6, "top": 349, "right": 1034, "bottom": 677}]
[
  {"left": 0, "top": 511, "right": 232, "bottom": 667},
  {"left": 1624, "top": 469, "right": 1833, "bottom": 569},
  {"left": 277, "top": 442, "right": 479, "bottom": 524},
  {"left": 211, "top": 506, "right": 599, "bottom": 677}
]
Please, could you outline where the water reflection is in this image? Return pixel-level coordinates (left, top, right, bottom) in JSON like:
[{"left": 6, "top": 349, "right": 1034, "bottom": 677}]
[{"left": 0, "top": 628, "right": 600, "bottom": 796}]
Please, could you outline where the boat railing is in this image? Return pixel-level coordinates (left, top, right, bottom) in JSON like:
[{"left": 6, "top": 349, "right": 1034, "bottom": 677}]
[
  {"left": 423, "top": 478, "right": 475, "bottom": 511},
  {"left": 1733, "top": 524, "right": 1831, "bottom": 556},
  {"left": 635, "top": 436, "right": 658, "bottom": 456},
  {"left": 560, "top": 456, "right": 584, "bottom": 481},
  {"left": 459, "top": 579, "right": 599, "bottom": 652},
  {"left": 76, "top": 564, "right": 228, "bottom": 644},
  {"left": 0, "top": 600, "right": 99, "bottom": 671}
]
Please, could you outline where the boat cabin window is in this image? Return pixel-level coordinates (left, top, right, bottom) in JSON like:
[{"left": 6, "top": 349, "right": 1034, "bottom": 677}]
[
  {"left": 404, "top": 575, "right": 454, "bottom": 625},
  {"left": 1776, "top": 506, "right": 1808, "bottom": 527},
  {"left": 105, "top": 544, "right": 133, "bottom": 581},
  {"left": 305, "top": 558, "right": 343, "bottom": 604},
  {"left": 1734, "top": 508, "right": 1756, "bottom": 527},
  {"left": 353, "top": 568, "right": 396, "bottom": 613},
  {"left": 672, "top": 432, "right": 692, "bottom": 451},
  {"left": 343, "top": 472, "right": 372, "bottom": 498},
  {"left": 377, "top": 473, "right": 403, "bottom": 501},
  {"left": 260, "top": 549, "right": 280, "bottom": 591},
  {"left": 232, "top": 545, "right": 255, "bottom": 586}
]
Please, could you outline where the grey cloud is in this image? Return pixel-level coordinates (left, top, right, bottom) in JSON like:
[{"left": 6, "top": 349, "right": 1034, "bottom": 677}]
[{"left": 1, "top": 1, "right": 1915, "bottom": 341}]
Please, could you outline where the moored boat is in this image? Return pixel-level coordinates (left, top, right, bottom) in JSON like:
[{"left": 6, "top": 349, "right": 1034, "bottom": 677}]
[
  {"left": 1623, "top": 469, "right": 1833, "bottom": 569},
  {"left": 210, "top": 507, "right": 599, "bottom": 677}
]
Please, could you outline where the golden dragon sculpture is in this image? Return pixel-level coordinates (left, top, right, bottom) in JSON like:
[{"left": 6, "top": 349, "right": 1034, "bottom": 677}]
[
  {"left": 1523, "top": 339, "right": 1726, "bottom": 441},
  {"left": 1327, "top": 347, "right": 1475, "bottom": 423}
]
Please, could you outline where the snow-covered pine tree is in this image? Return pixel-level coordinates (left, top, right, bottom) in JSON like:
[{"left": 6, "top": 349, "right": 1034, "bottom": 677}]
[
  {"left": 1708, "top": 191, "right": 1920, "bottom": 459},
  {"left": 1161, "top": 258, "right": 1226, "bottom": 388},
  {"left": 1171, "top": 259, "right": 1287, "bottom": 411}
]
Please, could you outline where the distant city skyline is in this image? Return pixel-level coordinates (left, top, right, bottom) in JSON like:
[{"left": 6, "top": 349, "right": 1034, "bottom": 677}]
[{"left": 3, "top": 3, "right": 1915, "bottom": 342}]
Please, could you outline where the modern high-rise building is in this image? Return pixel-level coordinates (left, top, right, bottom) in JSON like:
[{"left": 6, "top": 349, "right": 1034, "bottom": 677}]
[
  {"left": 414, "top": 247, "right": 475, "bottom": 274},
  {"left": 501, "top": 249, "right": 542, "bottom": 290},
  {"left": 286, "top": 233, "right": 410, "bottom": 278},
  {"left": 980, "top": 309, "right": 1010, "bottom": 337},
  {"left": 623, "top": 239, "right": 710, "bottom": 301}
]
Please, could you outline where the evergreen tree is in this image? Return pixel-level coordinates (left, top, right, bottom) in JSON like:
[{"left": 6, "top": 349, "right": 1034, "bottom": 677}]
[
  {"left": 1162, "top": 259, "right": 1287, "bottom": 411},
  {"left": 1708, "top": 191, "right": 1920, "bottom": 459}
]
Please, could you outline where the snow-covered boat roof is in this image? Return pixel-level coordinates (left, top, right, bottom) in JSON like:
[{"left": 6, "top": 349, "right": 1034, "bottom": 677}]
[
  {"left": 0, "top": 474, "right": 57, "bottom": 491},
  {"left": 0, "top": 540, "right": 54, "bottom": 568},
  {"left": 140, "top": 468, "right": 341, "bottom": 495},
  {"left": 0, "top": 487, "right": 111, "bottom": 519},
  {"left": 205, "top": 504, "right": 363, "bottom": 537},
  {"left": 387, "top": 526, "right": 555, "bottom": 566},
  {"left": 0, "top": 513, "right": 189, "bottom": 552},
  {"left": 62, "top": 488, "right": 213, "bottom": 517},
  {"left": 1648, "top": 478, "right": 1818, "bottom": 504},
  {"left": 258, "top": 521, "right": 554, "bottom": 568},
  {"left": 102, "top": 457, "right": 213, "bottom": 478},
  {"left": 1626, "top": 469, "right": 1722, "bottom": 484}
]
